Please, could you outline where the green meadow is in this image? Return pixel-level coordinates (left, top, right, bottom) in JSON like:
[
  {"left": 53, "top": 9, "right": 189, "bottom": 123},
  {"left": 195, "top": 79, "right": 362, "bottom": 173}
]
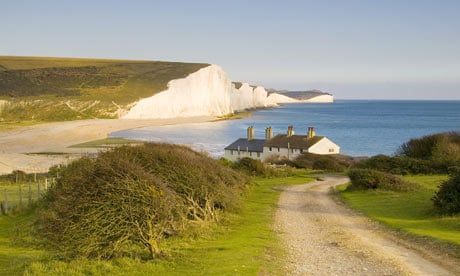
[
  {"left": 0, "top": 56, "right": 208, "bottom": 125},
  {"left": 339, "top": 174, "right": 460, "bottom": 253}
]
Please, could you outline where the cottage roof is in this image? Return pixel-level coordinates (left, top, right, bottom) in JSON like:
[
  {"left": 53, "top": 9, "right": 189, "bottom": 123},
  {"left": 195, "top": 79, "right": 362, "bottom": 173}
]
[
  {"left": 264, "top": 134, "right": 324, "bottom": 149},
  {"left": 224, "top": 138, "right": 265, "bottom": 152}
]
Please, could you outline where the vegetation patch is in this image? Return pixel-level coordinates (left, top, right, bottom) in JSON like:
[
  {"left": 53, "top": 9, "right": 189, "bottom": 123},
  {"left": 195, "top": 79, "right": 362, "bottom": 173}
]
[
  {"left": 347, "top": 169, "right": 417, "bottom": 191},
  {"left": 230, "top": 157, "right": 274, "bottom": 176},
  {"left": 270, "top": 153, "right": 355, "bottom": 172},
  {"left": 432, "top": 172, "right": 460, "bottom": 215},
  {"left": 355, "top": 154, "right": 437, "bottom": 175},
  {"left": 354, "top": 132, "right": 460, "bottom": 175},
  {"left": 70, "top": 137, "right": 144, "bottom": 148},
  {"left": 35, "top": 143, "right": 248, "bottom": 259}
]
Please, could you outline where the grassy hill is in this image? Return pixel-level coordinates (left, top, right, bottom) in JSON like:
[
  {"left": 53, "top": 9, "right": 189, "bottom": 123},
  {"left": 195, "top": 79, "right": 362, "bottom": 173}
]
[{"left": 0, "top": 56, "right": 209, "bottom": 124}]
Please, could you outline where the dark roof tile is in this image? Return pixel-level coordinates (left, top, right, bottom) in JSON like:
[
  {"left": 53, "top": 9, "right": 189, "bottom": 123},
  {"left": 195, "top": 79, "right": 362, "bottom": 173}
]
[
  {"left": 264, "top": 135, "right": 324, "bottom": 149},
  {"left": 224, "top": 138, "right": 265, "bottom": 152}
]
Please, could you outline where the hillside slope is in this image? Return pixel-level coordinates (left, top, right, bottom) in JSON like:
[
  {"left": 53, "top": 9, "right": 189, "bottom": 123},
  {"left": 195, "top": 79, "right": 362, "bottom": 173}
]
[
  {"left": 0, "top": 56, "right": 323, "bottom": 123},
  {"left": 0, "top": 56, "right": 209, "bottom": 122}
]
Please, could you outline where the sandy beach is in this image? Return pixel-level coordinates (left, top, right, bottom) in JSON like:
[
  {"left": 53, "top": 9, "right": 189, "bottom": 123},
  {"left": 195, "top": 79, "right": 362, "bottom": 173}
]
[{"left": 0, "top": 116, "right": 215, "bottom": 174}]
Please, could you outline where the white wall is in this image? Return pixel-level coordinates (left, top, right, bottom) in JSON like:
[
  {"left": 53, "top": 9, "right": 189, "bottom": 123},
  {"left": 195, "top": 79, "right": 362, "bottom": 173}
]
[
  {"left": 224, "top": 149, "right": 262, "bottom": 161},
  {"left": 262, "top": 146, "right": 303, "bottom": 161},
  {"left": 308, "top": 137, "right": 340, "bottom": 155}
]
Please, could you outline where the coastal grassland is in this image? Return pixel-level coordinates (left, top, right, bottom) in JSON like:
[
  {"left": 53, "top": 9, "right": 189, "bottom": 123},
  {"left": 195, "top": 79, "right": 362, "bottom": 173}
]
[
  {"left": 0, "top": 170, "right": 314, "bottom": 275},
  {"left": 0, "top": 120, "right": 39, "bottom": 131},
  {"left": 0, "top": 212, "right": 47, "bottom": 275},
  {"left": 338, "top": 174, "right": 460, "bottom": 252},
  {"left": 70, "top": 137, "right": 144, "bottom": 148},
  {"left": 0, "top": 56, "right": 209, "bottom": 124},
  {"left": 0, "top": 181, "right": 44, "bottom": 211},
  {"left": 215, "top": 110, "right": 252, "bottom": 121}
]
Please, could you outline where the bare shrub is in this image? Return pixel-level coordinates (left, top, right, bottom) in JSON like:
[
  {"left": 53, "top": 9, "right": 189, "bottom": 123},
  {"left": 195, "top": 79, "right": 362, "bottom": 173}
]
[{"left": 35, "top": 143, "right": 248, "bottom": 259}]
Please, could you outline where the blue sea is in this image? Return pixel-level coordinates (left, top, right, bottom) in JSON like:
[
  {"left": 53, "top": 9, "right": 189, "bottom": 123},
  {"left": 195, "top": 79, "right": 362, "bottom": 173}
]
[{"left": 111, "top": 100, "right": 460, "bottom": 157}]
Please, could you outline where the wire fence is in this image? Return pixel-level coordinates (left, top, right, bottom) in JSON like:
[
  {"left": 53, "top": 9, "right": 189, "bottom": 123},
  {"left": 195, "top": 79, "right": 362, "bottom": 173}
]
[{"left": 0, "top": 176, "right": 57, "bottom": 215}]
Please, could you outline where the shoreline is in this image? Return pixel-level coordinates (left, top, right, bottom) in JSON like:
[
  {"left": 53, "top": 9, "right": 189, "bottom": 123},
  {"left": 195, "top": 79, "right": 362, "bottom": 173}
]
[{"left": 0, "top": 116, "right": 216, "bottom": 174}]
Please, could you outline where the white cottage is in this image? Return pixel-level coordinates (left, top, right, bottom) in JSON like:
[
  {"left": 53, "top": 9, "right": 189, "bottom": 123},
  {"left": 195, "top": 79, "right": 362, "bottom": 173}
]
[{"left": 224, "top": 126, "right": 340, "bottom": 162}]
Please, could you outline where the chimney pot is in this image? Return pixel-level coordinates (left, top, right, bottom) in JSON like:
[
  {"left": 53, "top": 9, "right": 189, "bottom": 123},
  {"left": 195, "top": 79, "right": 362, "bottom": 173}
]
[
  {"left": 247, "top": 126, "right": 255, "bottom": 141},
  {"left": 265, "top": 126, "right": 273, "bottom": 140},
  {"left": 287, "top": 125, "right": 294, "bottom": 137},
  {"left": 307, "top": 127, "right": 316, "bottom": 138}
]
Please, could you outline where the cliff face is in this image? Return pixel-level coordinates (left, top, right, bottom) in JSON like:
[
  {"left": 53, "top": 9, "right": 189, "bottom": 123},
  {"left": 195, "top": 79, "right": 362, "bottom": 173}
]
[
  {"left": 123, "top": 65, "right": 277, "bottom": 119},
  {"left": 122, "top": 65, "right": 334, "bottom": 119},
  {"left": 303, "top": 94, "right": 334, "bottom": 103},
  {"left": 271, "top": 90, "right": 334, "bottom": 103}
]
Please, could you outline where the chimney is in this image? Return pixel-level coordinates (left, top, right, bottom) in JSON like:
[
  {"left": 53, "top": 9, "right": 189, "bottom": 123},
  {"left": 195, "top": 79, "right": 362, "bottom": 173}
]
[
  {"left": 307, "top": 127, "right": 316, "bottom": 138},
  {"left": 265, "top": 126, "right": 273, "bottom": 140},
  {"left": 247, "top": 126, "right": 255, "bottom": 141},
  {"left": 287, "top": 125, "right": 294, "bottom": 137}
]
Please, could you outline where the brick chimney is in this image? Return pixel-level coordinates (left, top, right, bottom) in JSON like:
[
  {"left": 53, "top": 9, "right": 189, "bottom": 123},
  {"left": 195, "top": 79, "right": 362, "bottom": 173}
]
[
  {"left": 265, "top": 126, "right": 273, "bottom": 140},
  {"left": 247, "top": 126, "right": 255, "bottom": 141},
  {"left": 287, "top": 125, "right": 294, "bottom": 137},
  {"left": 307, "top": 127, "right": 316, "bottom": 138}
]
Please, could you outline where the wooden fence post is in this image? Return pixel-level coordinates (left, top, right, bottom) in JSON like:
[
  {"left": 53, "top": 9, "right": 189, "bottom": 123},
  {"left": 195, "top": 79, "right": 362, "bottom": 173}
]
[
  {"left": 3, "top": 189, "right": 8, "bottom": 215},
  {"left": 37, "top": 181, "right": 41, "bottom": 196},
  {"left": 45, "top": 178, "right": 48, "bottom": 190},
  {"left": 19, "top": 183, "right": 23, "bottom": 210},
  {"left": 28, "top": 182, "right": 32, "bottom": 206}
]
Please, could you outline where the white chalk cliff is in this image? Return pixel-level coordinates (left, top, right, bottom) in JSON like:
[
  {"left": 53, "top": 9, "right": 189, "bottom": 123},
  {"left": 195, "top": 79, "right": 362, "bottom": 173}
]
[
  {"left": 122, "top": 64, "right": 331, "bottom": 119},
  {"left": 302, "top": 94, "right": 334, "bottom": 103}
]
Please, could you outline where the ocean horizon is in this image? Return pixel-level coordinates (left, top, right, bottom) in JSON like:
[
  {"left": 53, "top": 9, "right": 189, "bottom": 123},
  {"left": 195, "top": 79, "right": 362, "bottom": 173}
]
[{"left": 111, "top": 100, "right": 460, "bottom": 157}]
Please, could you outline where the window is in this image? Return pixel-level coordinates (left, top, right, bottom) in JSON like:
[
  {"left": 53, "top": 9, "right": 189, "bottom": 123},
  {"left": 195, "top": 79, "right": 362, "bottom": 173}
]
[
  {"left": 230, "top": 150, "right": 233, "bottom": 155},
  {"left": 300, "top": 149, "right": 303, "bottom": 153},
  {"left": 277, "top": 147, "right": 280, "bottom": 152},
  {"left": 329, "top": 148, "right": 334, "bottom": 153},
  {"left": 250, "top": 152, "right": 252, "bottom": 157},
  {"left": 257, "top": 152, "right": 260, "bottom": 157},
  {"left": 269, "top": 147, "right": 272, "bottom": 151}
]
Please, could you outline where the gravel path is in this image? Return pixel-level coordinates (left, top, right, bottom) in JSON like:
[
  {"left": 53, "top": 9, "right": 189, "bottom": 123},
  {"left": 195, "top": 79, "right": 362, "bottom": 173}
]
[{"left": 274, "top": 176, "right": 459, "bottom": 275}]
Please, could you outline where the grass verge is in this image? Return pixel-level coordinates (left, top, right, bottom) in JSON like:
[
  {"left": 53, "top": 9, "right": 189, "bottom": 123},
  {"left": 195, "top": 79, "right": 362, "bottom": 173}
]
[
  {"left": 70, "top": 137, "right": 144, "bottom": 148},
  {"left": 338, "top": 174, "right": 460, "bottom": 254},
  {"left": 0, "top": 170, "right": 314, "bottom": 275}
]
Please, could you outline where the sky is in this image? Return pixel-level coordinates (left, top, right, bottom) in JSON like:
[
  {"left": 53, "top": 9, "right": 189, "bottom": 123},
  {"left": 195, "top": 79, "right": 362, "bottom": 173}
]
[{"left": 1, "top": 0, "right": 459, "bottom": 99}]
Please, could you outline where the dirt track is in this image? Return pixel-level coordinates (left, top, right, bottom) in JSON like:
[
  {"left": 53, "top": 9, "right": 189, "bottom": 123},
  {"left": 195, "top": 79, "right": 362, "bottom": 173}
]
[{"left": 275, "top": 176, "right": 459, "bottom": 275}]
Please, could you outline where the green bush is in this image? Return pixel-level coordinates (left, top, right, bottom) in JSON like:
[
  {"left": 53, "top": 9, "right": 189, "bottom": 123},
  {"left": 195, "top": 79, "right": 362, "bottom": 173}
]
[
  {"left": 398, "top": 132, "right": 460, "bottom": 160},
  {"left": 232, "top": 157, "right": 273, "bottom": 176},
  {"left": 355, "top": 155, "right": 437, "bottom": 174},
  {"left": 35, "top": 143, "right": 248, "bottom": 259},
  {"left": 293, "top": 153, "right": 354, "bottom": 172},
  {"left": 432, "top": 173, "right": 460, "bottom": 215},
  {"left": 347, "top": 169, "right": 416, "bottom": 191}
]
